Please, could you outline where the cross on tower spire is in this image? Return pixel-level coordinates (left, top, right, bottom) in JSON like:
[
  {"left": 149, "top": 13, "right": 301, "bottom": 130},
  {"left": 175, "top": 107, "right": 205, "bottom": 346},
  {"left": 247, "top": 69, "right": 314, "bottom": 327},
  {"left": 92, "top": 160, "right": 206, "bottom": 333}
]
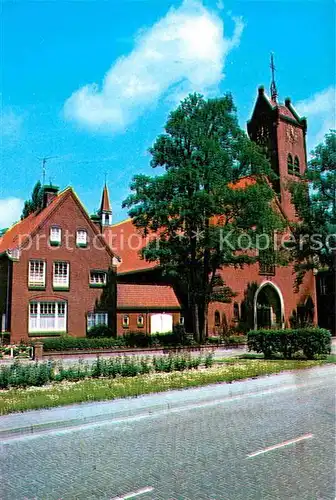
[{"left": 270, "top": 52, "right": 278, "bottom": 102}]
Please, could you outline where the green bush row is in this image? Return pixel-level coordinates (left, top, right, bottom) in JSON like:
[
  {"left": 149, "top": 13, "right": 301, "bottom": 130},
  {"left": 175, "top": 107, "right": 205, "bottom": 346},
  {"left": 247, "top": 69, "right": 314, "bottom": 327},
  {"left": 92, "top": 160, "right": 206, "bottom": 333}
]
[
  {"left": 0, "top": 353, "right": 214, "bottom": 389},
  {"left": 247, "top": 328, "right": 331, "bottom": 359},
  {"left": 42, "top": 330, "right": 196, "bottom": 352}
]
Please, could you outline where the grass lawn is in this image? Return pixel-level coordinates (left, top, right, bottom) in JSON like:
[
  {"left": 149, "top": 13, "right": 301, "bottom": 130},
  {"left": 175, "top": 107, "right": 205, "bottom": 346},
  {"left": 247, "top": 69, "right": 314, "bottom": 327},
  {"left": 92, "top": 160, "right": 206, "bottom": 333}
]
[{"left": 0, "top": 358, "right": 332, "bottom": 415}]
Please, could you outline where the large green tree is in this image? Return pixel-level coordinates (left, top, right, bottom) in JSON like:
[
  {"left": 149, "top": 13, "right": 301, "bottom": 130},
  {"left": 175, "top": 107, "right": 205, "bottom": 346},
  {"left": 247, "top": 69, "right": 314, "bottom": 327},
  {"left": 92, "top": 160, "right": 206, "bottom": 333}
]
[
  {"left": 21, "top": 181, "right": 43, "bottom": 219},
  {"left": 123, "top": 93, "right": 284, "bottom": 341},
  {"left": 289, "top": 130, "right": 336, "bottom": 285}
]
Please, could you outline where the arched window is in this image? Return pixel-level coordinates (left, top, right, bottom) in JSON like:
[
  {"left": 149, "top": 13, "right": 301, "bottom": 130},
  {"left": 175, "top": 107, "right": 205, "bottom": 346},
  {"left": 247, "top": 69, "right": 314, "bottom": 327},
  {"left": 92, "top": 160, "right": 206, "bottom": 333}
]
[
  {"left": 137, "top": 315, "right": 144, "bottom": 328},
  {"left": 214, "top": 310, "right": 220, "bottom": 326},
  {"left": 294, "top": 156, "right": 300, "bottom": 175},
  {"left": 287, "top": 154, "right": 294, "bottom": 174},
  {"left": 233, "top": 302, "right": 240, "bottom": 322}
]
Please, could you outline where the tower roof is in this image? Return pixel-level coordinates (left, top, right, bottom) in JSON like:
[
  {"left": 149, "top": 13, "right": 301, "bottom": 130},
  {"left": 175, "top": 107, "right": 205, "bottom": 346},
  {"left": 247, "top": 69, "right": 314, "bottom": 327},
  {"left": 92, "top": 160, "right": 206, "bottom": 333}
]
[{"left": 100, "top": 183, "right": 112, "bottom": 213}]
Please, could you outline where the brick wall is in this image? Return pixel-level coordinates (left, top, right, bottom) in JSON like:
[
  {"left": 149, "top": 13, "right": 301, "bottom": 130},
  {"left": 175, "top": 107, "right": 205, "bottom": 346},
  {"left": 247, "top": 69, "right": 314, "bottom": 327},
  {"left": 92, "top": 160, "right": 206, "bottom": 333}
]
[
  {"left": 208, "top": 261, "right": 316, "bottom": 335},
  {"left": 117, "top": 310, "right": 180, "bottom": 335},
  {"left": 10, "top": 192, "right": 115, "bottom": 343}
]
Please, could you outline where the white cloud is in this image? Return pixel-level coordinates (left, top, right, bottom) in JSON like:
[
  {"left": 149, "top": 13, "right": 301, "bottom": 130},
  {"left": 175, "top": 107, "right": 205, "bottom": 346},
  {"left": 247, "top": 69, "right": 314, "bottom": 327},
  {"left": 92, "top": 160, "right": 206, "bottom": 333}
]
[
  {"left": 296, "top": 86, "right": 336, "bottom": 151},
  {"left": 0, "top": 109, "right": 23, "bottom": 139},
  {"left": 64, "top": 0, "right": 243, "bottom": 132},
  {"left": 0, "top": 198, "right": 23, "bottom": 228}
]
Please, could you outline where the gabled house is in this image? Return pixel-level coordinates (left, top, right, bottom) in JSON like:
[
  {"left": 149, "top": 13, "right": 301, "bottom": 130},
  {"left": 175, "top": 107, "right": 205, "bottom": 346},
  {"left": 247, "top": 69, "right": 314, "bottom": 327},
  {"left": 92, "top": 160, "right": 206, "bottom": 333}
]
[{"left": 0, "top": 185, "right": 119, "bottom": 343}]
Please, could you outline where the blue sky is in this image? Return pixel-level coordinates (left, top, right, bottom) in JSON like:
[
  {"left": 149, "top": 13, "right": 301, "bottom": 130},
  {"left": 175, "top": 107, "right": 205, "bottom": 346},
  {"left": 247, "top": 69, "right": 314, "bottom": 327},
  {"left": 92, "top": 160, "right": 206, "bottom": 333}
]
[{"left": 1, "top": 0, "right": 335, "bottom": 228}]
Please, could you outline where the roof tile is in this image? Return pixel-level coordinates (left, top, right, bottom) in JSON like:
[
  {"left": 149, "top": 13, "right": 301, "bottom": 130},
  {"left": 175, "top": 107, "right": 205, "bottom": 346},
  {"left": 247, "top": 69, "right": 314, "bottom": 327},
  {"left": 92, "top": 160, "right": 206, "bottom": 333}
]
[{"left": 117, "top": 284, "right": 180, "bottom": 309}]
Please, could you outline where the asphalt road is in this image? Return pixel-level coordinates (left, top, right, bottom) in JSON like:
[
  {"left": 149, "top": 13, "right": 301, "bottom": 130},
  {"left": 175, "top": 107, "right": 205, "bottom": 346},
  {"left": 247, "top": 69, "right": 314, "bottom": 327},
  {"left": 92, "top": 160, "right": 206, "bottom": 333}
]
[{"left": 1, "top": 365, "right": 335, "bottom": 500}]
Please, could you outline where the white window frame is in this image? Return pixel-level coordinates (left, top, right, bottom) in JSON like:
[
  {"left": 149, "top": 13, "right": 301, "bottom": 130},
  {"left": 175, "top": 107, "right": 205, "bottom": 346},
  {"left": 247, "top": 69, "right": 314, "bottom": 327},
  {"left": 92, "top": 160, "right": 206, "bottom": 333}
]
[
  {"left": 76, "top": 229, "right": 88, "bottom": 247},
  {"left": 53, "top": 261, "right": 70, "bottom": 289},
  {"left": 50, "top": 226, "right": 61, "bottom": 245},
  {"left": 28, "top": 260, "right": 46, "bottom": 288},
  {"left": 89, "top": 271, "right": 107, "bottom": 286},
  {"left": 87, "top": 312, "right": 108, "bottom": 330},
  {"left": 29, "top": 301, "right": 67, "bottom": 334}
]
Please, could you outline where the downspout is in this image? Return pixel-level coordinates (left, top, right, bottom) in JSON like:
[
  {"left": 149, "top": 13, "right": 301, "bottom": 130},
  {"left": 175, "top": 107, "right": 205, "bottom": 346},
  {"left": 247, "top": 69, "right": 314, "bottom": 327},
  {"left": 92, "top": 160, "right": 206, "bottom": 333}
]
[{"left": 5, "top": 259, "right": 12, "bottom": 332}]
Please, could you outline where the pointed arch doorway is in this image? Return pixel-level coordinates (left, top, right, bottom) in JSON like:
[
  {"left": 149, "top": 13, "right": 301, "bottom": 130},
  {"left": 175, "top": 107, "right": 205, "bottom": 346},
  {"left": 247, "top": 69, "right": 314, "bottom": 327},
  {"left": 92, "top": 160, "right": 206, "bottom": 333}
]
[{"left": 254, "top": 282, "right": 284, "bottom": 330}]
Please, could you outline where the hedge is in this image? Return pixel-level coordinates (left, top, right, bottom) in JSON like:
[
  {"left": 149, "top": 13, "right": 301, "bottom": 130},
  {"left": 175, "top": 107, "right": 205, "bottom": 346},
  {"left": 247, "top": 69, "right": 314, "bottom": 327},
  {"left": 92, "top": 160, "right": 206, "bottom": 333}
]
[
  {"left": 247, "top": 328, "right": 331, "bottom": 359},
  {"left": 41, "top": 330, "right": 195, "bottom": 352},
  {"left": 42, "top": 336, "right": 126, "bottom": 352}
]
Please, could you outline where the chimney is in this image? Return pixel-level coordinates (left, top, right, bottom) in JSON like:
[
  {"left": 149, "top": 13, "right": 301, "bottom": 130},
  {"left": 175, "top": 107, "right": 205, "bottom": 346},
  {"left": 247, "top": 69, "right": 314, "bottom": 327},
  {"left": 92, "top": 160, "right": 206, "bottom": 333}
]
[{"left": 42, "top": 185, "right": 59, "bottom": 208}]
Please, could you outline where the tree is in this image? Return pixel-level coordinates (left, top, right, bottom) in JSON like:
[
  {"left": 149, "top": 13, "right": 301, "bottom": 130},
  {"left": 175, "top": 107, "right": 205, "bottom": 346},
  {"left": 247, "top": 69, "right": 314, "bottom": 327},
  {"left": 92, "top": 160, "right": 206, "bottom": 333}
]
[
  {"left": 289, "top": 130, "right": 336, "bottom": 286},
  {"left": 123, "top": 93, "right": 284, "bottom": 342},
  {"left": 21, "top": 181, "right": 43, "bottom": 219}
]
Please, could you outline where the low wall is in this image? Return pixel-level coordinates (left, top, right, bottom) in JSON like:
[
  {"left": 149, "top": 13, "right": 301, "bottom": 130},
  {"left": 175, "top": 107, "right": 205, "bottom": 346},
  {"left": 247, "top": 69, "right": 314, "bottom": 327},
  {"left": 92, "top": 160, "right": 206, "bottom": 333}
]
[{"left": 42, "top": 344, "right": 246, "bottom": 358}]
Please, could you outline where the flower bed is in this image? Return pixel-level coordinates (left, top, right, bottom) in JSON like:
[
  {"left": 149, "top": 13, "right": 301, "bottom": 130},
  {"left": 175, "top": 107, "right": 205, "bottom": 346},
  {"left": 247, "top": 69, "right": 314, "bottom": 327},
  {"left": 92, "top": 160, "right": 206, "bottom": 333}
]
[{"left": 0, "top": 353, "right": 214, "bottom": 389}]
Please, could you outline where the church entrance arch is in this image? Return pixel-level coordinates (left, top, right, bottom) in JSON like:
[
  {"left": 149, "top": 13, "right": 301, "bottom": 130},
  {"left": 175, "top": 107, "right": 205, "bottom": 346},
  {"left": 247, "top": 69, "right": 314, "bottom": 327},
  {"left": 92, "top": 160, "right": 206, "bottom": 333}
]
[{"left": 254, "top": 282, "right": 284, "bottom": 330}]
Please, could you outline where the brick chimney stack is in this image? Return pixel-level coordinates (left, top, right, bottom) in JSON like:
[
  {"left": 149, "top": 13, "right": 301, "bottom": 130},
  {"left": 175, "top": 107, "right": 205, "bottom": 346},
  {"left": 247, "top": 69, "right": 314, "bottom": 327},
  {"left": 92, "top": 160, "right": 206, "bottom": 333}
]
[{"left": 42, "top": 185, "right": 59, "bottom": 208}]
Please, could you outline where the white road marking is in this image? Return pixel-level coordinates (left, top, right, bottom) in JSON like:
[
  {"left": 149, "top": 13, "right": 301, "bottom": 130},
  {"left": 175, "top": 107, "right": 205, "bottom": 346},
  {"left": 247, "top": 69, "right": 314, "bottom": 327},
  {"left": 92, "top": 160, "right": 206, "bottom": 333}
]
[
  {"left": 111, "top": 486, "right": 154, "bottom": 499},
  {"left": 246, "top": 433, "right": 314, "bottom": 458}
]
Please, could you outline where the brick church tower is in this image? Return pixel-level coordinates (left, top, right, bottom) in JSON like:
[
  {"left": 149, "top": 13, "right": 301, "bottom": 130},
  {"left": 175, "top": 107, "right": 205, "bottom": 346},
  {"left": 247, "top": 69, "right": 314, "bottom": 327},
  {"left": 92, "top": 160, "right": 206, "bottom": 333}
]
[{"left": 247, "top": 55, "right": 308, "bottom": 221}]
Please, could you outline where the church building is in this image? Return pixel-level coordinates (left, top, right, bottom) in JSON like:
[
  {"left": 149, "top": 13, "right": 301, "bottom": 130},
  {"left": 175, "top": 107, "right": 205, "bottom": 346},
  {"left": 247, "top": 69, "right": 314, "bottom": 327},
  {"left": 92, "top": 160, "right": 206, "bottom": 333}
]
[
  {"left": 101, "top": 78, "right": 317, "bottom": 336},
  {"left": 0, "top": 77, "right": 319, "bottom": 342}
]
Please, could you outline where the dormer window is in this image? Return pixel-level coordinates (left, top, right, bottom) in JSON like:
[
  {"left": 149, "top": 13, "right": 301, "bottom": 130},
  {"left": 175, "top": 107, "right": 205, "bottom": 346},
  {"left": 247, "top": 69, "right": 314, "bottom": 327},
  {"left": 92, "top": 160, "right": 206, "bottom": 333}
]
[
  {"left": 50, "top": 226, "right": 61, "bottom": 246},
  {"left": 76, "top": 229, "right": 88, "bottom": 247},
  {"left": 294, "top": 156, "right": 300, "bottom": 175},
  {"left": 287, "top": 154, "right": 294, "bottom": 175}
]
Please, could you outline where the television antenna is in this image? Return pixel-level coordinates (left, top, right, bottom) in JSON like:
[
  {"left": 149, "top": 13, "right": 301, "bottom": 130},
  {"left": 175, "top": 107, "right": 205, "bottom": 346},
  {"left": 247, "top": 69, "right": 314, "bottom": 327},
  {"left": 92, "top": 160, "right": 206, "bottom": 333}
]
[{"left": 37, "top": 156, "right": 58, "bottom": 185}]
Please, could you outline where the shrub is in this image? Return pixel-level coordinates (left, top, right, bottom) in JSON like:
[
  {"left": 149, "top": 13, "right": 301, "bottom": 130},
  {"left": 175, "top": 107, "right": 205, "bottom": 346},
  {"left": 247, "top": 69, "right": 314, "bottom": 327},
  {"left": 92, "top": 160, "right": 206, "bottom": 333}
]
[
  {"left": 204, "top": 353, "right": 214, "bottom": 368},
  {"left": 225, "top": 335, "right": 247, "bottom": 346},
  {"left": 86, "top": 325, "right": 115, "bottom": 338},
  {"left": 207, "top": 336, "right": 222, "bottom": 345},
  {"left": 153, "top": 355, "right": 174, "bottom": 372},
  {"left": 0, "top": 333, "right": 10, "bottom": 345},
  {"left": 0, "top": 360, "right": 54, "bottom": 389},
  {"left": 123, "top": 332, "right": 151, "bottom": 348},
  {"left": 42, "top": 336, "right": 126, "bottom": 352},
  {"left": 247, "top": 328, "right": 331, "bottom": 359}
]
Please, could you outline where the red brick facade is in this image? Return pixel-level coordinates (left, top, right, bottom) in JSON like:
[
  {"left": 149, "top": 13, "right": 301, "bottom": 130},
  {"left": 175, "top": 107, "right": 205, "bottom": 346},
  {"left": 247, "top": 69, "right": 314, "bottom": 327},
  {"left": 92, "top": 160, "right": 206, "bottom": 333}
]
[
  {"left": 117, "top": 311, "right": 181, "bottom": 336},
  {"left": 0, "top": 188, "right": 116, "bottom": 343}
]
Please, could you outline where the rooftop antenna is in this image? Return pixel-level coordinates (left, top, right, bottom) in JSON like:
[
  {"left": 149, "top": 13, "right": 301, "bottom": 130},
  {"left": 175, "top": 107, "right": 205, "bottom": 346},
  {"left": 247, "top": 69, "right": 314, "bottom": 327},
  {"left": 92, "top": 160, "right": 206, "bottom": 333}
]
[
  {"left": 104, "top": 171, "right": 108, "bottom": 185},
  {"left": 37, "top": 156, "right": 58, "bottom": 185},
  {"left": 270, "top": 52, "right": 278, "bottom": 102}
]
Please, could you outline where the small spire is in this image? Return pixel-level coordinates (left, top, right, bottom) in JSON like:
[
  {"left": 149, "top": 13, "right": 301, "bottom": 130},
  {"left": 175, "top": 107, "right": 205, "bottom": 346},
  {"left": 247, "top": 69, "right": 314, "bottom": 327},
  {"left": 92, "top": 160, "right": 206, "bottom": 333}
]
[
  {"left": 100, "top": 183, "right": 112, "bottom": 214},
  {"left": 270, "top": 52, "right": 278, "bottom": 102}
]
